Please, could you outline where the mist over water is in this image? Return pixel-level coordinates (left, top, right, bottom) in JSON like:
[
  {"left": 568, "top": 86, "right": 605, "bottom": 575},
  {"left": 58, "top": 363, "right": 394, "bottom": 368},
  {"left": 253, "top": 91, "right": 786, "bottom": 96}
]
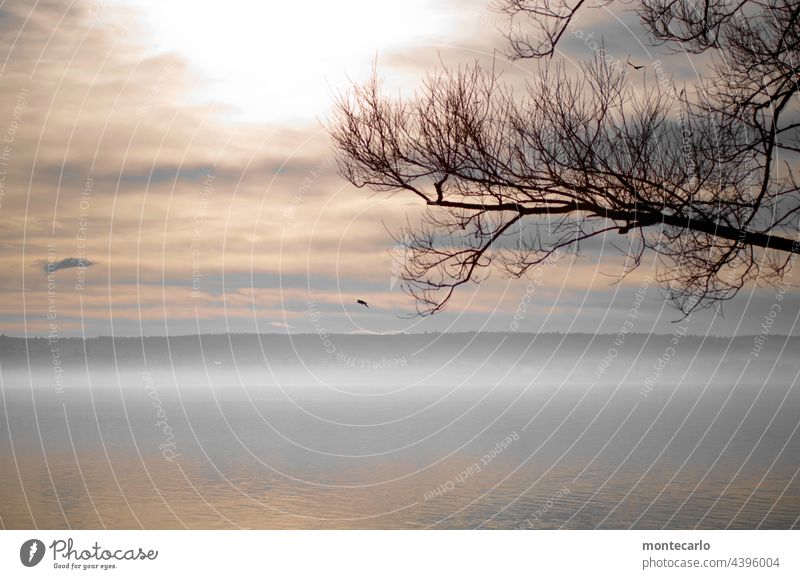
[{"left": 1, "top": 333, "right": 798, "bottom": 529}]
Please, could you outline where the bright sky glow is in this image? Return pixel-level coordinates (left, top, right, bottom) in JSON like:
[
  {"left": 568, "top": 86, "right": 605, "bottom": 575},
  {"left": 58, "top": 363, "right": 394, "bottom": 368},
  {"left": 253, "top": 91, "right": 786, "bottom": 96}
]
[{"left": 125, "top": 0, "right": 451, "bottom": 123}]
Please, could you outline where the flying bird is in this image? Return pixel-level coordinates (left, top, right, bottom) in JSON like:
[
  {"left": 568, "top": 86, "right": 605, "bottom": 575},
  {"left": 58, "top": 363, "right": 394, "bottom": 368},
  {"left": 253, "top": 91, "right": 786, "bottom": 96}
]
[
  {"left": 356, "top": 299, "right": 369, "bottom": 308},
  {"left": 627, "top": 59, "right": 644, "bottom": 70}
]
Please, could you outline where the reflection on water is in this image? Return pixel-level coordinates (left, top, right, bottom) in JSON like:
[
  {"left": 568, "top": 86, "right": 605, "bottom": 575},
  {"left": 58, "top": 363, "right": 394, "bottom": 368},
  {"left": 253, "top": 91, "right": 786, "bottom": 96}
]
[{"left": 1, "top": 366, "right": 798, "bottom": 529}]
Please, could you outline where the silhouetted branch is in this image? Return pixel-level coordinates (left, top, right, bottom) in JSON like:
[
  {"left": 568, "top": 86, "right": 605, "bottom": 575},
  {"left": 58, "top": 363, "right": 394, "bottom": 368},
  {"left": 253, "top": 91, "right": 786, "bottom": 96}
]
[{"left": 331, "top": 0, "right": 800, "bottom": 316}]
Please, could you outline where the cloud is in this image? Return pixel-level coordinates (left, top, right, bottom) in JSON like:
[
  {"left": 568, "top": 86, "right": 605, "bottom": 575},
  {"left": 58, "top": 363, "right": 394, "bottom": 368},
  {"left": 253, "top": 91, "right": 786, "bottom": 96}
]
[
  {"left": 0, "top": 0, "right": 777, "bottom": 338},
  {"left": 41, "top": 257, "right": 96, "bottom": 273}
]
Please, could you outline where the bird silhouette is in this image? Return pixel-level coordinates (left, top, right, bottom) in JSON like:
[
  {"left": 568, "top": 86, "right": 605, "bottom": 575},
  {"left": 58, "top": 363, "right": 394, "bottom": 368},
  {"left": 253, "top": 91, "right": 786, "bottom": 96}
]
[
  {"left": 627, "top": 59, "right": 644, "bottom": 70},
  {"left": 356, "top": 299, "right": 369, "bottom": 308}
]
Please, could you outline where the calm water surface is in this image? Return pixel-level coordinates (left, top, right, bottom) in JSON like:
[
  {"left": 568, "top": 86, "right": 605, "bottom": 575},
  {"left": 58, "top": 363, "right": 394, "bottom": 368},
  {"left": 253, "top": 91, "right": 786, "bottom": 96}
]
[{"left": 1, "top": 366, "right": 798, "bottom": 529}]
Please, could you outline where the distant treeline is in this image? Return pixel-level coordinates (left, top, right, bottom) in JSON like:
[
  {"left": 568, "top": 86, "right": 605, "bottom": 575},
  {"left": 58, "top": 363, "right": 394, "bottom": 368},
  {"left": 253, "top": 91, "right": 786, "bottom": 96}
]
[{"left": 0, "top": 333, "right": 797, "bottom": 372}]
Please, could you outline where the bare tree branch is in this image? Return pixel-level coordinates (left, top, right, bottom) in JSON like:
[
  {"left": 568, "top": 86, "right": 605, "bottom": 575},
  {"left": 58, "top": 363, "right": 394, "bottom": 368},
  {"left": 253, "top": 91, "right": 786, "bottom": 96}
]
[{"left": 331, "top": 0, "right": 800, "bottom": 317}]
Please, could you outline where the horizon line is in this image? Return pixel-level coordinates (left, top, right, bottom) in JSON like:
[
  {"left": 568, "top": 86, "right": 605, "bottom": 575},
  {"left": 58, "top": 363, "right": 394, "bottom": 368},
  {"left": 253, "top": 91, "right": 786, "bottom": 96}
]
[{"left": 2, "top": 331, "right": 796, "bottom": 340}]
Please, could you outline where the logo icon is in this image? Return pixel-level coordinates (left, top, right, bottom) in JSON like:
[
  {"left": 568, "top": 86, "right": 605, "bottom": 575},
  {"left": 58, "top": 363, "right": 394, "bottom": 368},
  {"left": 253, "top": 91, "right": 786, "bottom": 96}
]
[{"left": 20, "top": 539, "right": 45, "bottom": 567}]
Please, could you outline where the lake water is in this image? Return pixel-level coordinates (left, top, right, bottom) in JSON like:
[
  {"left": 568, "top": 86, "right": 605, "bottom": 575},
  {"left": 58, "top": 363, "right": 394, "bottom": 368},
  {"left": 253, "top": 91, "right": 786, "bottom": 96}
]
[{"left": 1, "top": 366, "right": 798, "bottom": 529}]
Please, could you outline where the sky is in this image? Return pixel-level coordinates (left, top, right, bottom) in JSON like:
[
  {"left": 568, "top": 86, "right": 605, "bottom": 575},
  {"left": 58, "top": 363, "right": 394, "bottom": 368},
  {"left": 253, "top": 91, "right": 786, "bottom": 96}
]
[{"left": 0, "top": 0, "right": 797, "bottom": 337}]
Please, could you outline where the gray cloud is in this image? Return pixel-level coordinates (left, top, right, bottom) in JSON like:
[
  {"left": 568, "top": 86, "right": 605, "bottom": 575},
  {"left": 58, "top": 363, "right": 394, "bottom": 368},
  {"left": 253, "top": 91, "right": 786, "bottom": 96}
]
[
  {"left": 0, "top": 0, "right": 788, "bottom": 338},
  {"left": 41, "top": 257, "right": 96, "bottom": 273}
]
